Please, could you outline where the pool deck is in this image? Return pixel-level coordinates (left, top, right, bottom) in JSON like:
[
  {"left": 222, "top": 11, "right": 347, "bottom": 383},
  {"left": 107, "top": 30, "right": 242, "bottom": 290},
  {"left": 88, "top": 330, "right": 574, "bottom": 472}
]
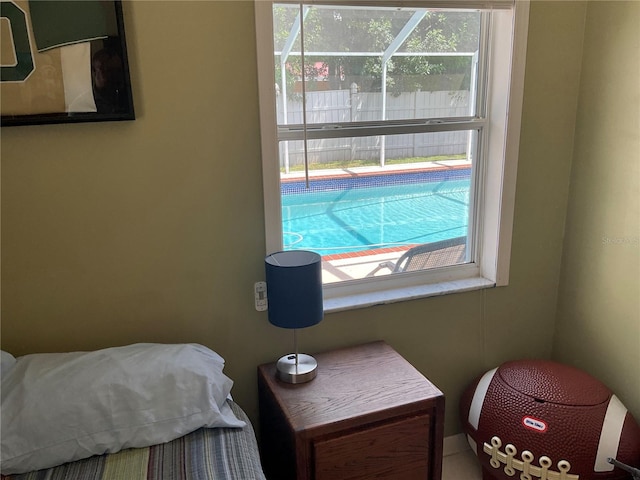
[
  {"left": 321, "top": 246, "right": 411, "bottom": 283},
  {"left": 281, "top": 158, "right": 471, "bottom": 182}
]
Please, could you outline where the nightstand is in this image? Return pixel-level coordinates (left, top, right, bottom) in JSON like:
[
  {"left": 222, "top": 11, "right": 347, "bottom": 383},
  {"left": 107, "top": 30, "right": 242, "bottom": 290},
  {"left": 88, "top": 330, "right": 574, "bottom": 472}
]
[{"left": 257, "top": 341, "right": 445, "bottom": 480}]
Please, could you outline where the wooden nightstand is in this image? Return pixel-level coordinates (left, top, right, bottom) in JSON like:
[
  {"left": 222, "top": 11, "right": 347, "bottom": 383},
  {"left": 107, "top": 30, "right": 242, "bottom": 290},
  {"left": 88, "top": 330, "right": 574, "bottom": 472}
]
[{"left": 257, "top": 341, "right": 445, "bottom": 480}]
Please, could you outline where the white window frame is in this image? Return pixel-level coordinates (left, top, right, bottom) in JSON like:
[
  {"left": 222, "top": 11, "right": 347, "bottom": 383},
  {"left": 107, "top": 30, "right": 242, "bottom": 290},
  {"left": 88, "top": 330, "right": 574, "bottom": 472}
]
[{"left": 255, "top": 0, "right": 529, "bottom": 312}]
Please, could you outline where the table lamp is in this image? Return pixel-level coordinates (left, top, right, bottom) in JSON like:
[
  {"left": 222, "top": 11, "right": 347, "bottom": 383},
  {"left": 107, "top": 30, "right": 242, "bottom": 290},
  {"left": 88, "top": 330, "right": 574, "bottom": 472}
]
[{"left": 265, "top": 250, "right": 323, "bottom": 384}]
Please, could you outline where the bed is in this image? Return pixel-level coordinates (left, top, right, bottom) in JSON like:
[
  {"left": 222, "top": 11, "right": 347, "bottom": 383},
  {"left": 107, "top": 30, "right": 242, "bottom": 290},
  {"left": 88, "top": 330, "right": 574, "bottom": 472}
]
[{"left": 0, "top": 344, "right": 266, "bottom": 480}]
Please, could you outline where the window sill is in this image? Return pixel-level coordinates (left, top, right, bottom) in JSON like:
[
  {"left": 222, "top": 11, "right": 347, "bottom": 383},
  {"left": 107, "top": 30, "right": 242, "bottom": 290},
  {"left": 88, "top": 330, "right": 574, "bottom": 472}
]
[{"left": 324, "top": 277, "right": 495, "bottom": 313}]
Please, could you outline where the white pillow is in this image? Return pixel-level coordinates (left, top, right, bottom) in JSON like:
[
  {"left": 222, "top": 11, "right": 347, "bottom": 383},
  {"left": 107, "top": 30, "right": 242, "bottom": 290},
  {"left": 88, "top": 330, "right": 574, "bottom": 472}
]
[
  {"left": 0, "top": 343, "right": 245, "bottom": 475},
  {"left": 0, "top": 350, "right": 16, "bottom": 378}
]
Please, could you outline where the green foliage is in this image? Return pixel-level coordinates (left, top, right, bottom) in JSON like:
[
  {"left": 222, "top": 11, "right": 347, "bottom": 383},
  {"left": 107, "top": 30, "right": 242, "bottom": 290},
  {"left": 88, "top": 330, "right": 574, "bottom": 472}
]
[{"left": 272, "top": 4, "right": 481, "bottom": 97}]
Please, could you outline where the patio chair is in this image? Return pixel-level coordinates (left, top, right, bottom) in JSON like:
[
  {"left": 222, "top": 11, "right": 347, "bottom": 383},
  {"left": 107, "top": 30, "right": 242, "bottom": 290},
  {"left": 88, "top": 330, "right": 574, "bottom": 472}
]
[{"left": 366, "top": 236, "right": 467, "bottom": 277}]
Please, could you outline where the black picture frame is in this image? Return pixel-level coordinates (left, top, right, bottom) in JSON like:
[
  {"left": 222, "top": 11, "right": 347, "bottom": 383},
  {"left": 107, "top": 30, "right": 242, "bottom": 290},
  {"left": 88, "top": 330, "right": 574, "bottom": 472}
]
[{"left": 1, "top": 0, "right": 134, "bottom": 127}]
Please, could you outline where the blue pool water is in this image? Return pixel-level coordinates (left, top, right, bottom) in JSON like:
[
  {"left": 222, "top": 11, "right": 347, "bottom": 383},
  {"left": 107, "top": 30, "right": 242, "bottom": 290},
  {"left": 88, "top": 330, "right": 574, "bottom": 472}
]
[{"left": 281, "top": 170, "right": 470, "bottom": 255}]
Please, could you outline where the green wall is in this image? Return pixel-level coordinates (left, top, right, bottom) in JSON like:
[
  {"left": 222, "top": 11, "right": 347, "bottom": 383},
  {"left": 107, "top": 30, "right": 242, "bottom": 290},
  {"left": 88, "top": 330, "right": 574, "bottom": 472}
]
[
  {"left": 554, "top": 1, "right": 640, "bottom": 418},
  {"left": 1, "top": 1, "right": 603, "bottom": 436}
]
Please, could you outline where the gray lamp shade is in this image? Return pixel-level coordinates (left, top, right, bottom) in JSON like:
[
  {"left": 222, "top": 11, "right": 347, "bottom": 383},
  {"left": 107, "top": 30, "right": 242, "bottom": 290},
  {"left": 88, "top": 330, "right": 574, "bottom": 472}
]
[{"left": 265, "top": 250, "right": 323, "bottom": 329}]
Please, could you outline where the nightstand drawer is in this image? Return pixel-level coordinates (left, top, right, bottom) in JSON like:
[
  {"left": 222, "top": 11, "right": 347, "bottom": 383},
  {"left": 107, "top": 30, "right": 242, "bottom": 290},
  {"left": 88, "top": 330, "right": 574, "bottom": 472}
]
[{"left": 314, "top": 413, "right": 431, "bottom": 480}]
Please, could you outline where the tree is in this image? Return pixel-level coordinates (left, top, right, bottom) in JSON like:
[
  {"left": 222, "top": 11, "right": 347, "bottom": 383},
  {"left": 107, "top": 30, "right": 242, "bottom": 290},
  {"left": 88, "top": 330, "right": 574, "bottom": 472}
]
[{"left": 272, "top": 4, "right": 480, "bottom": 96}]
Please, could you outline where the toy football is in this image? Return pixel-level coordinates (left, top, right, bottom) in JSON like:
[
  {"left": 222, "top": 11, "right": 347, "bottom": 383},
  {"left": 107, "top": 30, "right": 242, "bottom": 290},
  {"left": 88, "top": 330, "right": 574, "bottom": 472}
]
[{"left": 460, "top": 360, "right": 640, "bottom": 480}]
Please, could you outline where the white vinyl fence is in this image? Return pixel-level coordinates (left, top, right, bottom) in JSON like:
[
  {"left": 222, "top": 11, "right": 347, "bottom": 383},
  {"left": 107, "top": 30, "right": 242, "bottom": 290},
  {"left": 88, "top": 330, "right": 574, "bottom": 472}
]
[{"left": 277, "top": 89, "right": 471, "bottom": 168}]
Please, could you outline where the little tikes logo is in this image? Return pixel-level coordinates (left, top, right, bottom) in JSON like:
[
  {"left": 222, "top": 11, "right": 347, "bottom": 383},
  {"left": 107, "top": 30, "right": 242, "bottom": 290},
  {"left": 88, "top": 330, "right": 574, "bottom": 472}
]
[{"left": 522, "top": 416, "right": 548, "bottom": 432}]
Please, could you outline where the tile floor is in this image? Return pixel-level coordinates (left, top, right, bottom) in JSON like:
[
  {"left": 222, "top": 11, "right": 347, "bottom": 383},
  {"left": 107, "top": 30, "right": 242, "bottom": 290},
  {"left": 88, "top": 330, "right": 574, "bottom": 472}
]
[
  {"left": 442, "top": 435, "right": 483, "bottom": 480},
  {"left": 443, "top": 448, "right": 483, "bottom": 480}
]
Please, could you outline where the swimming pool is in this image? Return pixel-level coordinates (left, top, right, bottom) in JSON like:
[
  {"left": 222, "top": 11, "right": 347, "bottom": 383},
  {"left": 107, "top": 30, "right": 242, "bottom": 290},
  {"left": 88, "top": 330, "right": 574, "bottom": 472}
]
[{"left": 281, "top": 169, "right": 471, "bottom": 255}]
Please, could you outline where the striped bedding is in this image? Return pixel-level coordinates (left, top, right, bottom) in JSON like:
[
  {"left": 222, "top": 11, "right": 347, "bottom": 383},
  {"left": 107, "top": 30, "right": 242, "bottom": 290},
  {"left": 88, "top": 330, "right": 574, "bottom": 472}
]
[{"left": 1, "top": 401, "right": 266, "bottom": 480}]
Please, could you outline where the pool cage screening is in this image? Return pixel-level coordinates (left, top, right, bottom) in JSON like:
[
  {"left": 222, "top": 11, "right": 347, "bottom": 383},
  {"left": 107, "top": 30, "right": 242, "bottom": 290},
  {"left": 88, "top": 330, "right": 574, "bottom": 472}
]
[{"left": 273, "top": 3, "right": 481, "bottom": 174}]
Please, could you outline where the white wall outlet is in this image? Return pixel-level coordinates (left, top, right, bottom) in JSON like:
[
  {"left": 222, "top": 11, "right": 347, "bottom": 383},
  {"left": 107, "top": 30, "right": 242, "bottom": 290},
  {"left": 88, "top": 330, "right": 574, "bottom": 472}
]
[{"left": 254, "top": 281, "right": 267, "bottom": 311}]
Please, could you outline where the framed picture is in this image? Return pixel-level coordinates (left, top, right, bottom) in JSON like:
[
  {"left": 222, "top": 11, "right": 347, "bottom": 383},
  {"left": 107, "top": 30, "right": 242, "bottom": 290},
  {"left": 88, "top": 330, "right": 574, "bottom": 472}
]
[{"left": 1, "top": 0, "right": 134, "bottom": 126}]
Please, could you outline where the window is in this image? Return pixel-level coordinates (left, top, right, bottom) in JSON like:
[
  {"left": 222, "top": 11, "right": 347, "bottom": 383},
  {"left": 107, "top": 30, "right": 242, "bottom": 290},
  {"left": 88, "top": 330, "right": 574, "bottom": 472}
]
[{"left": 255, "top": 0, "right": 529, "bottom": 311}]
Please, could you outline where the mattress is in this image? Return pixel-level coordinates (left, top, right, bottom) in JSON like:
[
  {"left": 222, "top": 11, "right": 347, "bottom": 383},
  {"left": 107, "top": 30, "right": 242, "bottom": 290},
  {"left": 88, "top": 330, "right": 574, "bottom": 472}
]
[{"left": 1, "top": 401, "right": 266, "bottom": 480}]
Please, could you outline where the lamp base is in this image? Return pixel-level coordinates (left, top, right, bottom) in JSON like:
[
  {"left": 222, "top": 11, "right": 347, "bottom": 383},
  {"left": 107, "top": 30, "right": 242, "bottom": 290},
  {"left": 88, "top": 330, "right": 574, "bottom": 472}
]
[{"left": 275, "top": 353, "right": 317, "bottom": 384}]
